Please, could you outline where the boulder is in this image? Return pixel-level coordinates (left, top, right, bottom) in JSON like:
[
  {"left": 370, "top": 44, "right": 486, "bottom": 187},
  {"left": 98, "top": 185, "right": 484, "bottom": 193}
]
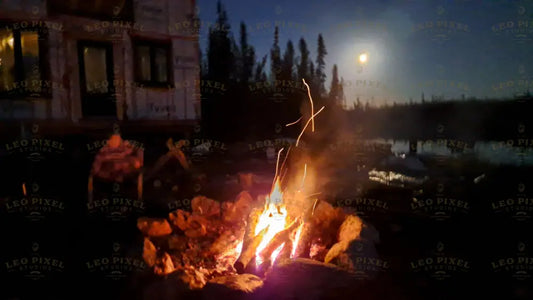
[{"left": 137, "top": 217, "right": 173, "bottom": 237}]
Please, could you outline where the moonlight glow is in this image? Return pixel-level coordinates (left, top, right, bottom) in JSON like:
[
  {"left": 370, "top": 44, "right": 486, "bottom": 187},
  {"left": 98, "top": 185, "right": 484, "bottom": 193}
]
[{"left": 359, "top": 53, "right": 368, "bottom": 64}]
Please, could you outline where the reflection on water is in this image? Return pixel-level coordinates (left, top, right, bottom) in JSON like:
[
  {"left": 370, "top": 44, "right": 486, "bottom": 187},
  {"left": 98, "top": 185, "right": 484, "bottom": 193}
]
[
  {"left": 369, "top": 139, "right": 533, "bottom": 166},
  {"left": 368, "top": 169, "right": 429, "bottom": 188}
]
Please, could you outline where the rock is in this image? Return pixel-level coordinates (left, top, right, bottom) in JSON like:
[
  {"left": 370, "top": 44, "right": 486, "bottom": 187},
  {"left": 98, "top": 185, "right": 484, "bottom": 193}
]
[
  {"left": 154, "top": 252, "right": 175, "bottom": 275},
  {"left": 208, "top": 274, "right": 263, "bottom": 293},
  {"left": 176, "top": 267, "right": 208, "bottom": 290},
  {"left": 192, "top": 196, "right": 221, "bottom": 217},
  {"left": 202, "top": 274, "right": 263, "bottom": 300},
  {"left": 184, "top": 215, "right": 208, "bottom": 238},
  {"left": 142, "top": 272, "right": 201, "bottom": 300},
  {"left": 256, "top": 258, "right": 364, "bottom": 300},
  {"left": 223, "top": 191, "right": 255, "bottom": 224},
  {"left": 324, "top": 241, "right": 349, "bottom": 264},
  {"left": 143, "top": 238, "right": 157, "bottom": 267},
  {"left": 329, "top": 239, "right": 382, "bottom": 279},
  {"left": 138, "top": 217, "right": 173, "bottom": 237},
  {"left": 168, "top": 235, "right": 188, "bottom": 251},
  {"left": 169, "top": 209, "right": 190, "bottom": 231},
  {"left": 309, "top": 201, "right": 345, "bottom": 247},
  {"left": 338, "top": 215, "right": 363, "bottom": 243}
]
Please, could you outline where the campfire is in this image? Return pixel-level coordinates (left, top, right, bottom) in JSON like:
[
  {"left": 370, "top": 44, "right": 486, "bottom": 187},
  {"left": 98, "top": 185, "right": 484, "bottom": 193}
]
[{"left": 136, "top": 79, "right": 379, "bottom": 296}]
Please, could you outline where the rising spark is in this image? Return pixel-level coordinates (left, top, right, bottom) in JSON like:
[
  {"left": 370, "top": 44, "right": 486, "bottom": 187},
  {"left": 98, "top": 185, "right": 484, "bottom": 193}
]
[
  {"left": 296, "top": 106, "right": 325, "bottom": 147},
  {"left": 304, "top": 192, "right": 322, "bottom": 199},
  {"left": 272, "top": 148, "right": 284, "bottom": 193},
  {"left": 302, "top": 79, "right": 315, "bottom": 132},
  {"left": 22, "top": 183, "right": 27, "bottom": 196},
  {"left": 300, "top": 164, "right": 307, "bottom": 189},
  {"left": 279, "top": 146, "right": 292, "bottom": 172},
  {"left": 311, "top": 198, "right": 319, "bottom": 216},
  {"left": 285, "top": 116, "right": 302, "bottom": 127}
]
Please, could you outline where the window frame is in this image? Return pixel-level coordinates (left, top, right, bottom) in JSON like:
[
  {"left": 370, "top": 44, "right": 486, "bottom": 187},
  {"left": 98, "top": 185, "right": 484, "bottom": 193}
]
[
  {"left": 0, "top": 22, "right": 50, "bottom": 99},
  {"left": 132, "top": 38, "right": 173, "bottom": 88}
]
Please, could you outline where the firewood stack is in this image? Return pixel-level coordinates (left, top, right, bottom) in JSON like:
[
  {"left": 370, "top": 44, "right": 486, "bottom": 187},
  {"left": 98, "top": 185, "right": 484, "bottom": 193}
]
[{"left": 138, "top": 191, "right": 380, "bottom": 293}]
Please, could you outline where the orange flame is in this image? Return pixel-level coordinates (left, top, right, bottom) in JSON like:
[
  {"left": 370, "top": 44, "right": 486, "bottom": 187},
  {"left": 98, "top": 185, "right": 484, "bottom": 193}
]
[
  {"left": 248, "top": 78, "right": 322, "bottom": 269},
  {"left": 255, "top": 178, "right": 288, "bottom": 265}
]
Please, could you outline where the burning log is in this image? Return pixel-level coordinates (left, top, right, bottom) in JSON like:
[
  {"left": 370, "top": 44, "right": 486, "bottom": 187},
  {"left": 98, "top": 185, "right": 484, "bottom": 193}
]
[
  {"left": 274, "top": 239, "right": 293, "bottom": 267},
  {"left": 259, "top": 218, "right": 301, "bottom": 263},
  {"left": 234, "top": 226, "right": 269, "bottom": 274},
  {"left": 293, "top": 222, "right": 312, "bottom": 258}
]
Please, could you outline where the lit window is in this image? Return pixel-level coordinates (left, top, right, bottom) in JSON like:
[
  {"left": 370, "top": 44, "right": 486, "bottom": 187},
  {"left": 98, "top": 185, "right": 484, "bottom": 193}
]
[{"left": 0, "top": 26, "right": 47, "bottom": 97}]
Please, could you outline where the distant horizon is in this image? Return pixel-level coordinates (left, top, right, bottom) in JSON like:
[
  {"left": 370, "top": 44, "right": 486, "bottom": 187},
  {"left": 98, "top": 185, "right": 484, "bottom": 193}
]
[{"left": 197, "top": 0, "right": 532, "bottom": 106}]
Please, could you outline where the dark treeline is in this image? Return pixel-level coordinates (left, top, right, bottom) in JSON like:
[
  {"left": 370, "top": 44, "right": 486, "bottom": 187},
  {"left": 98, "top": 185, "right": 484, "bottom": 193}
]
[
  {"left": 198, "top": 1, "right": 532, "bottom": 143},
  {"left": 199, "top": 1, "right": 345, "bottom": 141},
  {"left": 344, "top": 97, "right": 533, "bottom": 141}
]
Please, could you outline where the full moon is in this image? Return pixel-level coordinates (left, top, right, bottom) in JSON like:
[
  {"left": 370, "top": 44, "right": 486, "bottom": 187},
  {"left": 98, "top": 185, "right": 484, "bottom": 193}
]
[{"left": 359, "top": 53, "right": 368, "bottom": 64}]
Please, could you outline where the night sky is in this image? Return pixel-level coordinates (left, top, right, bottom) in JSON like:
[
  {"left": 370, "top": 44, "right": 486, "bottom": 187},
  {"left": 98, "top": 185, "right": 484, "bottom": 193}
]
[{"left": 197, "top": 0, "right": 532, "bottom": 106}]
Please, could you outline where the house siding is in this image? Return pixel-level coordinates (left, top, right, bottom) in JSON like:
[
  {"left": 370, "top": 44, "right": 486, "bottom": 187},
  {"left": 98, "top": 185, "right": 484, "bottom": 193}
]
[{"left": 0, "top": 0, "right": 200, "bottom": 125}]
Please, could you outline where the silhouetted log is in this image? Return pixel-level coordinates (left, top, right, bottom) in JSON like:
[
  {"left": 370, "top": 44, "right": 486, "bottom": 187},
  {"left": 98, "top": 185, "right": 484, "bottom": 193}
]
[
  {"left": 234, "top": 226, "right": 269, "bottom": 274},
  {"left": 258, "top": 218, "right": 301, "bottom": 263}
]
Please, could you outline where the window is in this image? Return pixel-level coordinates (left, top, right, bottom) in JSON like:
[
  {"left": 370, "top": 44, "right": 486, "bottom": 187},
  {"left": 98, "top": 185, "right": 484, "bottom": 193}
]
[
  {"left": 133, "top": 40, "right": 172, "bottom": 86},
  {"left": 0, "top": 24, "right": 48, "bottom": 98}
]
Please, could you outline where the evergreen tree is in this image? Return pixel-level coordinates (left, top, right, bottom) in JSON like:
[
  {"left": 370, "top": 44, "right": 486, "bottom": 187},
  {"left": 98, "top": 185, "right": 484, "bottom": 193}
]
[
  {"left": 316, "top": 34, "right": 327, "bottom": 96},
  {"left": 270, "top": 26, "right": 282, "bottom": 81},
  {"left": 207, "top": 1, "right": 234, "bottom": 81},
  {"left": 309, "top": 61, "right": 316, "bottom": 88},
  {"left": 280, "top": 40, "right": 295, "bottom": 81},
  {"left": 329, "top": 64, "right": 340, "bottom": 104},
  {"left": 297, "top": 38, "right": 310, "bottom": 81},
  {"left": 338, "top": 77, "right": 345, "bottom": 107},
  {"left": 239, "top": 22, "right": 255, "bottom": 84},
  {"left": 254, "top": 55, "right": 268, "bottom": 82}
]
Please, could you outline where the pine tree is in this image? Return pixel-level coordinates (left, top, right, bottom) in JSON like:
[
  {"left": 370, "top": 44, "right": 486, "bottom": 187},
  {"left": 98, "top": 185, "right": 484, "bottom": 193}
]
[
  {"left": 309, "top": 61, "right": 315, "bottom": 87},
  {"left": 329, "top": 64, "right": 340, "bottom": 104},
  {"left": 297, "top": 38, "right": 310, "bottom": 81},
  {"left": 254, "top": 55, "right": 268, "bottom": 82},
  {"left": 338, "top": 77, "right": 345, "bottom": 107},
  {"left": 280, "top": 40, "right": 295, "bottom": 81},
  {"left": 239, "top": 22, "right": 255, "bottom": 84},
  {"left": 270, "top": 26, "right": 282, "bottom": 81},
  {"left": 207, "top": 1, "right": 234, "bottom": 81},
  {"left": 316, "top": 34, "right": 327, "bottom": 96}
]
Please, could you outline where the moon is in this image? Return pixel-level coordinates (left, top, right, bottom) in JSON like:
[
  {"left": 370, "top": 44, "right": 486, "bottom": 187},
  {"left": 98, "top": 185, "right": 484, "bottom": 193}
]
[{"left": 358, "top": 53, "right": 368, "bottom": 64}]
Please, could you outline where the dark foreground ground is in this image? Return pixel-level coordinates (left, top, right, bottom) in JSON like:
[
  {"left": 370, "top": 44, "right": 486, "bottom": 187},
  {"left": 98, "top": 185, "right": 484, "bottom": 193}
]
[{"left": 0, "top": 132, "right": 532, "bottom": 300}]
